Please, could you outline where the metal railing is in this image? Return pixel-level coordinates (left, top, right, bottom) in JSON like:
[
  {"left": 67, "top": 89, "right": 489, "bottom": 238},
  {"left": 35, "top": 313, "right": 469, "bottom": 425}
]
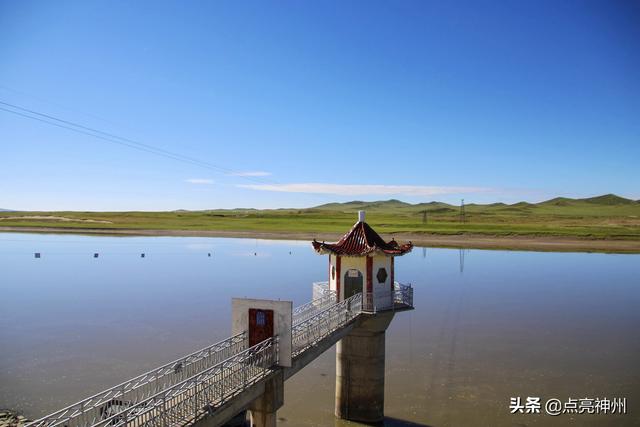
[
  {"left": 27, "top": 289, "right": 339, "bottom": 427},
  {"left": 91, "top": 337, "right": 278, "bottom": 427},
  {"left": 393, "top": 281, "right": 414, "bottom": 308},
  {"left": 292, "top": 290, "right": 337, "bottom": 325},
  {"left": 292, "top": 293, "right": 362, "bottom": 356},
  {"left": 27, "top": 332, "right": 247, "bottom": 427},
  {"left": 311, "top": 281, "right": 331, "bottom": 300},
  {"left": 314, "top": 280, "right": 413, "bottom": 311},
  {"left": 362, "top": 292, "right": 375, "bottom": 312},
  {"left": 26, "top": 281, "right": 409, "bottom": 427}
]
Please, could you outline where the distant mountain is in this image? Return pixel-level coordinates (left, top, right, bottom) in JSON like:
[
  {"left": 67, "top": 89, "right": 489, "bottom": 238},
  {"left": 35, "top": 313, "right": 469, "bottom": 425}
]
[
  {"left": 581, "top": 194, "right": 636, "bottom": 205},
  {"left": 0, "top": 208, "right": 14, "bottom": 212},
  {"left": 539, "top": 194, "right": 635, "bottom": 207},
  {"left": 538, "top": 197, "right": 576, "bottom": 206},
  {"left": 312, "top": 194, "right": 636, "bottom": 211},
  {"left": 511, "top": 201, "right": 534, "bottom": 208},
  {"left": 314, "top": 199, "right": 412, "bottom": 211},
  {"left": 414, "top": 201, "right": 455, "bottom": 209}
]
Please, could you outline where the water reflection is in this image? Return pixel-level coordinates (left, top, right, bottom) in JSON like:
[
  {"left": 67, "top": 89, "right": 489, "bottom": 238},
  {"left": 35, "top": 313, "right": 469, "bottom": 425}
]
[{"left": 1, "top": 233, "right": 639, "bottom": 426}]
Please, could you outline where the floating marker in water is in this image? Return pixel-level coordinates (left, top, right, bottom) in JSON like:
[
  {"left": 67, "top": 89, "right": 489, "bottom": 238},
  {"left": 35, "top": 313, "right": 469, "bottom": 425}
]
[
  {"left": 94, "top": 253, "right": 99, "bottom": 258},
  {"left": 141, "top": 253, "right": 145, "bottom": 258},
  {"left": 34, "top": 252, "right": 41, "bottom": 259}
]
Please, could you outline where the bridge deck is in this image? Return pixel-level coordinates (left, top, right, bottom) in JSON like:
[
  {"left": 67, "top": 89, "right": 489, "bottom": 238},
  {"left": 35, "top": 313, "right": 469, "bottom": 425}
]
[{"left": 27, "top": 283, "right": 413, "bottom": 427}]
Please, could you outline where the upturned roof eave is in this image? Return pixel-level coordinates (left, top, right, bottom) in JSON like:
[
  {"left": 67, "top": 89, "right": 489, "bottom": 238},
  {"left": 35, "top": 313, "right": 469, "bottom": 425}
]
[
  {"left": 311, "top": 220, "right": 413, "bottom": 257},
  {"left": 312, "top": 242, "right": 414, "bottom": 257}
]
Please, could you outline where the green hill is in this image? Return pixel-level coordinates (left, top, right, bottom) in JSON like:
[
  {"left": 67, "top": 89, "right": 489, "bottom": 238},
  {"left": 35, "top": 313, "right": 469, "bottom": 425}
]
[
  {"left": 538, "top": 197, "right": 576, "bottom": 206},
  {"left": 312, "top": 194, "right": 637, "bottom": 211},
  {"left": 581, "top": 194, "right": 636, "bottom": 205},
  {"left": 1, "top": 194, "right": 639, "bottom": 243},
  {"left": 314, "top": 199, "right": 413, "bottom": 211}
]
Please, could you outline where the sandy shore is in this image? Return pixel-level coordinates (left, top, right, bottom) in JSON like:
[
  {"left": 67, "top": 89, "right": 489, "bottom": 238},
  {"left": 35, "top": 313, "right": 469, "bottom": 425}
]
[{"left": 1, "top": 226, "right": 639, "bottom": 253}]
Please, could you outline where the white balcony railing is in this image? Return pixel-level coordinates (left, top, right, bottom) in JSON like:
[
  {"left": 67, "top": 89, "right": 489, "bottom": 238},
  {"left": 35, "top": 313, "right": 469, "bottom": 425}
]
[
  {"left": 393, "top": 281, "right": 414, "bottom": 309},
  {"left": 312, "top": 280, "right": 413, "bottom": 311}
]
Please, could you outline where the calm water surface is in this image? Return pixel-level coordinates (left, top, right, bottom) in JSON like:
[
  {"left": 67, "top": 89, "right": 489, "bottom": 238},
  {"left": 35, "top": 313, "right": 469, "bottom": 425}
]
[{"left": 1, "top": 233, "right": 639, "bottom": 426}]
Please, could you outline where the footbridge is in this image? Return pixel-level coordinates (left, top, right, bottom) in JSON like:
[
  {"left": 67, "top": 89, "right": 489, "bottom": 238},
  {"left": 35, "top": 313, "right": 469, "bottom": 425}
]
[{"left": 26, "top": 282, "right": 413, "bottom": 427}]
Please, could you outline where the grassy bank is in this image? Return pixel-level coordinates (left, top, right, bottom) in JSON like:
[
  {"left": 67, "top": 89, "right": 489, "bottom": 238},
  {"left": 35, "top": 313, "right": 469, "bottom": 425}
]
[{"left": 1, "top": 194, "right": 639, "bottom": 241}]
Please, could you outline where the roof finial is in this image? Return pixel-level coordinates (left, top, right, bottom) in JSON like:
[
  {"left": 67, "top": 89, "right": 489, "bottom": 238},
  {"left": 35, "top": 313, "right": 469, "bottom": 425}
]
[{"left": 358, "top": 210, "right": 366, "bottom": 222}]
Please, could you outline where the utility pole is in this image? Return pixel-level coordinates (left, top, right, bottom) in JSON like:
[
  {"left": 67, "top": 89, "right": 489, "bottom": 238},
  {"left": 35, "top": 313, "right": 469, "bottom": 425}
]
[
  {"left": 460, "top": 199, "right": 466, "bottom": 223},
  {"left": 422, "top": 210, "right": 427, "bottom": 224}
]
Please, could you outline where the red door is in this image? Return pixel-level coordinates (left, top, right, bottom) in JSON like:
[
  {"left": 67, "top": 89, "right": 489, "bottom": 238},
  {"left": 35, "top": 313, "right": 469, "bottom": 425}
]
[{"left": 248, "top": 309, "right": 274, "bottom": 347}]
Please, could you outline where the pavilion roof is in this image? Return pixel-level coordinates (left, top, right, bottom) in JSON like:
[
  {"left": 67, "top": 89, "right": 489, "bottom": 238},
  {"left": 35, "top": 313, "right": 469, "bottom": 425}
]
[{"left": 312, "top": 220, "right": 413, "bottom": 256}]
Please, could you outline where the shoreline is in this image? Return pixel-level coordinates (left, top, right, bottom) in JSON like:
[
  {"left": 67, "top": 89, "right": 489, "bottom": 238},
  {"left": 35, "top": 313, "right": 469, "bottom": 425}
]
[{"left": 1, "top": 226, "right": 639, "bottom": 254}]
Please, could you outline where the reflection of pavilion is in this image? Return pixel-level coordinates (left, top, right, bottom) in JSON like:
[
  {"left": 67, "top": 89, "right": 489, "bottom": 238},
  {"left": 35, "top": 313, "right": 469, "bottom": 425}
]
[{"left": 313, "top": 211, "right": 413, "bottom": 312}]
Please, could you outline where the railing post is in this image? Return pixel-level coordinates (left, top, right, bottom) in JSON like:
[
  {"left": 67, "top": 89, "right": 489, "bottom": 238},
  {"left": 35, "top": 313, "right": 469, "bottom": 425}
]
[
  {"left": 78, "top": 401, "right": 84, "bottom": 427},
  {"left": 243, "top": 353, "right": 247, "bottom": 389},
  {"left": 162, "top": 393, "right": 167, "bottom": 427},
  {"left": 121, "top": 405, "right": 127, "bottom": 427},
  {"left": 194, "top": 380, "right": 199, "bottom": 421},
  {"left": 220, "top": 365, "right": 225, "bottom": 405},
  {"left": 219, "top": 367, "right": 224, "bottom": 405}
]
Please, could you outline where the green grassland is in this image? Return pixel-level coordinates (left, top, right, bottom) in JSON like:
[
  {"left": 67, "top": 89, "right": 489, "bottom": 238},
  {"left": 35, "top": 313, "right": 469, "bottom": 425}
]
[{"left": 1, "top": 194, "right": 639, "bottom": 240}]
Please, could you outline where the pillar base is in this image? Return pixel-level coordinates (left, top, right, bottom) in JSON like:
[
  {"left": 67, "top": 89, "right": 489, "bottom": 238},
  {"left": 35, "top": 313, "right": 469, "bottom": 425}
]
[
  {"left": 335, "top": 312, "right": 394, "bottom": 423},
  {"left": 249, "top": 371, "right": 284, "bottom": 427}
]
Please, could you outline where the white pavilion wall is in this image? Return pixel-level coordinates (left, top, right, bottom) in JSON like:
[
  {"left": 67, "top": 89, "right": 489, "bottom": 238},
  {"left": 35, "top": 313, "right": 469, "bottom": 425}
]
[
  {"left": 328, "top": 253, "right": 393, "bottom": 308},
  {"left": 372, "top": 255, "right": 392, "bottom": 309}
]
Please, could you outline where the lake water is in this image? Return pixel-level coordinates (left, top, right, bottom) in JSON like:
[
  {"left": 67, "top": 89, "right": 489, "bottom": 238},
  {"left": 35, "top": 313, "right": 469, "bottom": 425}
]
[{"left": 1, "top": 233, "right": 639, "bottom": 426}]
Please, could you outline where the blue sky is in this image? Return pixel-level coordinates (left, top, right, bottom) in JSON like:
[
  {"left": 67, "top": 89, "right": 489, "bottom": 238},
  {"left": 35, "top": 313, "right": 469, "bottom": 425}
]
[{"left": 1, "top": 0, "right": 638, "bottom": 210}]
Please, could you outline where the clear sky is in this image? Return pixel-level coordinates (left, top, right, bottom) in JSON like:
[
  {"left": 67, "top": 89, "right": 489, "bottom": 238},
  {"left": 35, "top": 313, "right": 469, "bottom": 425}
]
[{"left": 1, "top": 0, "right": 638, "bottom": 210}]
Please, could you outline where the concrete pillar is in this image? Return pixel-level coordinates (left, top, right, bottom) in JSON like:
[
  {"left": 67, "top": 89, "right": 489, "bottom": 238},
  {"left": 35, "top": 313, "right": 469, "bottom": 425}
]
[
  {"left": 335, "top": 312, "right": 394, "bottom": 423},
  {"left": 249, "top": 371, "right": 284, "bottom": 427}
]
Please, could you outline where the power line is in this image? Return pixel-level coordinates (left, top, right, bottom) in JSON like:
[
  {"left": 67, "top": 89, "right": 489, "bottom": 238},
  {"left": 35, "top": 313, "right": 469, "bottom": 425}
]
[
  {"left": 0, "top": 84, "right": 135, "bottom": 132},
  {"left": 0, "top": 106, "right": 200, "bottom": 165},
  {"left": 0, "top": 105, "right": 233, "bottom": 177},
  {"left": 1, "top": 99, "right": 152, "bottom": 146},
  {"left": 0, "top": 100, "right": 276, "bottom": 185},
  {"left": 0, "top": 100, "right": 271, "bottom": 183}
]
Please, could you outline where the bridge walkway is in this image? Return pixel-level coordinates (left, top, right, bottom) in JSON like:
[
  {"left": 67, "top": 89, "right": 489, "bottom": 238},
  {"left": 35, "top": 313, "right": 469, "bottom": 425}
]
[{"left": 26, "top": 283, "right": 413, "bottom": 427}]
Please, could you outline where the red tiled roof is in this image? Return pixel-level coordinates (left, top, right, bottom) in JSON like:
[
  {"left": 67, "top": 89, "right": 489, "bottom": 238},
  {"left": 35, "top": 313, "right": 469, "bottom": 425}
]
[{"left": 312, "top": 221, "right": 413, "bottom": 256}]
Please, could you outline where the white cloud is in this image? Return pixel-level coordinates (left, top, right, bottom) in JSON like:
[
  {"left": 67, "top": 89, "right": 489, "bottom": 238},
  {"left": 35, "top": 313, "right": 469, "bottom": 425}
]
[
  {"left": 228, "top": 171, "right": 272, "bottom": 177},
  {"left": 237, "top": 183, "right": 495, "bottom": 196},
  {"left": 186, "top": 178, "right": 214, "bottom": 185}
]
